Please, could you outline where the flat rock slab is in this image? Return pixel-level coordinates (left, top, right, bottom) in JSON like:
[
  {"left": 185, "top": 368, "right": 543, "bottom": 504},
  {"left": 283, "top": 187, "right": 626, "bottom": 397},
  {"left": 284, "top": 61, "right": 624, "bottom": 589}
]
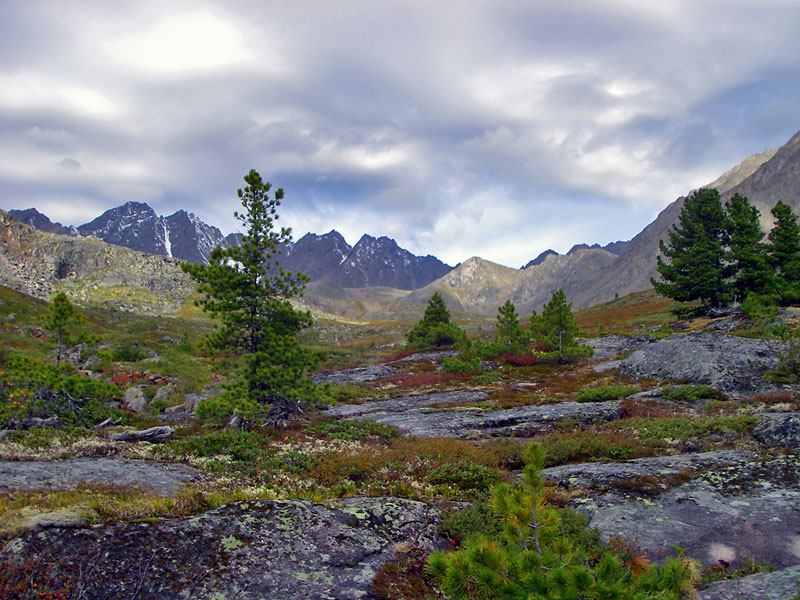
[
  {"left": 0, "top": 457, "right": 200, "bottom": 496},
  {"left": 618, "top": 332, "right": 780, "bottom": 394},
  {"left": 587, "top": 334, "right": 654, "bottom": 359},
  {"left": 1, "top": 497, "right": 443, "bottom": 600},
  {"left": 700, "top": 565, "right": 800, "bottom": 600},
  {"left": 393, "top": 350, "right": 459, "bottom": 362},
  {"left": 333, "top": 395, "right": 621, "bottom": 438},
  {"left": 543, "top": 450, "right": 758, "bottom": 489},
  {"left": 326, "top": 390, "right": 488, "bottom": 418},
  {"left": 567, "top": 455, "right": 800, "bottom": 568},
  {"left": 310, "top": 364, "right": 400, "bottom": 384}
]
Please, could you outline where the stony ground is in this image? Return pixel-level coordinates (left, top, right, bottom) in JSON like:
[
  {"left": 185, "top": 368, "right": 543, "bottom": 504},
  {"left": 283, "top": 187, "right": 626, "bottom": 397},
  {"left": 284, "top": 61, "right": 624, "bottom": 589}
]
[{"left": 2, "top": 332, "right": 800, "bottom": 599}]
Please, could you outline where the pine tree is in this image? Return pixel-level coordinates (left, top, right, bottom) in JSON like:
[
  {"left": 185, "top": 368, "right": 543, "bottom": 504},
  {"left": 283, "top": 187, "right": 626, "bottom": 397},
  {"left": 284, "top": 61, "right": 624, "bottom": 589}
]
[
  {"left": 652, "top": 188, "right": 732, "bottom": 311},
  {"left": 725, "top": 193, "right": 773, "bottom": 301},
  {"left": 426, "top": 442, "right": 701, "bottom": 600},
  {"left": 767, "top": 201, "right": 800, "bottom": 304},
  {"left": 407, "top": 292, "right": 463, "bottom": 347},
  {"left": 495, "top": 300, "right": 529, "bottom": 354},
  {"left": 530, "top": 289, "right": 580, "bottom": 355},
  {"left": 182, "top": 169, "right": 317, "bottom": 406},
  {"left": 43, "top": 292, "right": 85, "bottom": 366}
]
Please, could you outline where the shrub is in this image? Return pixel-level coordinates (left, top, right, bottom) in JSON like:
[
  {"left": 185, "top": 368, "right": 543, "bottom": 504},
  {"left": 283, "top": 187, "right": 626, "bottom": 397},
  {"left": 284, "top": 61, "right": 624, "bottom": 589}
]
[
  {"left": 428, "top": 460, "right": 499, "bottom": 492},
  {"left": 661, "top": 384, "right": 719, "bottom": 402},
  {"left": 576, "top": 384, "right": 637, "bottom": 403},
  {"left": 441, "top": 354, "right": 482, "bottom": 375},
  {"left": 501, "top": 353, "right": 539, "bottom": 366}
]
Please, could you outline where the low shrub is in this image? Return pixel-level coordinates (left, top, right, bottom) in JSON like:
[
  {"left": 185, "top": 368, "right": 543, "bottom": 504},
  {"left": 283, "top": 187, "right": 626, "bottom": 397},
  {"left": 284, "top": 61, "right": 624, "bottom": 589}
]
[
  {"left": 539, "top": 429, "right": 649, "bottom": 466},
  {"left": 441, "top": 354, "right": 482, "bottom": 375},
  {"left": 501, "top": 353, "right": 539, "bottom": 366},
  {"left": 428, "top": 460, "right": 499, "bottom": 492},
  {"left": 576, "top": 384, "right": 637, "bottom": 403},
  {"left": 661, "top": 384, "right": 720, "bottom": 402}
]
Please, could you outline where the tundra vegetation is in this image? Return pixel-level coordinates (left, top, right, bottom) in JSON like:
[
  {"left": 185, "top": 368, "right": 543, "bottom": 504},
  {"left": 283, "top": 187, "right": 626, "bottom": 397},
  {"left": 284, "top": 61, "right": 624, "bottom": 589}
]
[{"left": 1, "top": 177, "right": 799, "bottom": 598}]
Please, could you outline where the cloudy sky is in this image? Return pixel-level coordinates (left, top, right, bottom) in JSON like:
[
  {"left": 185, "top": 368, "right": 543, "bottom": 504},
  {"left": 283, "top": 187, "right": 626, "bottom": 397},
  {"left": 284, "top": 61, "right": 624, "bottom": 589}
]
[{"left": 1, "top": 1, "right": 799, "bottom": 268}]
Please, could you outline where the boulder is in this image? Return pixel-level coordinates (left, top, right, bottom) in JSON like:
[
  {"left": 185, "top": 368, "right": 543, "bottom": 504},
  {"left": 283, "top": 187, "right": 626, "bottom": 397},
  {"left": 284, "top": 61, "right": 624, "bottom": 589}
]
[
  {"left": 618, "top": 332, "right": 781, "bottom": 394},
  {"left": 153, "top": 382, "right": 176, "bottom": 402},
  {"left": 752, "top": 412, "right": 800, "bottom": 447},
  {"left": 0, "top": 497, "right": 445, "bottom": 600},
  {"left": 123, "top": 386, "right": 147, "bottom": 413}
]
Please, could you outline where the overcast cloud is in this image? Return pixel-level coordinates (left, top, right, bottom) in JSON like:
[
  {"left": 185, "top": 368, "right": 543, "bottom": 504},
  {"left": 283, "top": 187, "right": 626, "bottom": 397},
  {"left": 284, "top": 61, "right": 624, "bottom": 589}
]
[{"left": 1, "top": 0, "right": 799, "bottom": 267}]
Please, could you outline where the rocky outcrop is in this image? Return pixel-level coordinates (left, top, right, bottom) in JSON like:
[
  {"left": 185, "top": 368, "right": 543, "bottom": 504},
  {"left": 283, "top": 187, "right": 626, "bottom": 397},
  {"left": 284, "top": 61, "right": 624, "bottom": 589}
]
[
  {"left": 558, "top": 454, "right": 800, "bottom": 569},
  {"left": 752, "top": 412, "right": 800, "bottom": 447},
  {"left": 329, "top": 391, "right": 622, "bottom": 438},
  {"left": 0, "top": 210, "right": 196, "bottom": 314},
  {"left": 0, "top": 458, "right": 200, "bottom": 496},
  {"left": 0, "top": 497, "right": 444, "bottom": 600},
  {"left": 310, "top": 364, "right": 400, "bottom": 385},
  {"left": 700, "top": 565, "right": 800, "bottom": 600},
  {"left": 618, "top": 332, "right": 781, "bottom": 394}
]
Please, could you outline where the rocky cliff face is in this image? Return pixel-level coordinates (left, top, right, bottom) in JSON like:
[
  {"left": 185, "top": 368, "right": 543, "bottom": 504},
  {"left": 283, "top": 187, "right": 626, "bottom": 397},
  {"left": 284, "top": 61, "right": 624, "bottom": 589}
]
[{"left": 0, "top": 211, "right": 195, "bottom": 314}]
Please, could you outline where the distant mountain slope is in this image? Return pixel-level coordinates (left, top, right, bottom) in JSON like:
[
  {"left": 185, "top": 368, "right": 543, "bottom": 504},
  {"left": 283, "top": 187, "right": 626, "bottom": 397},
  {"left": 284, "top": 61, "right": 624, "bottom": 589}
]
[
  {"left": 576, "top": 138, "right": 789, "bottom": 307},
  {"left": 11, "top": 204, "right": 452, "bottom": 290},
  {"left": 0, "top": 210, "right": 194, "bottom": 314},
  {"left": 8, "top": 208, "right": 75, "bottom": 236}
]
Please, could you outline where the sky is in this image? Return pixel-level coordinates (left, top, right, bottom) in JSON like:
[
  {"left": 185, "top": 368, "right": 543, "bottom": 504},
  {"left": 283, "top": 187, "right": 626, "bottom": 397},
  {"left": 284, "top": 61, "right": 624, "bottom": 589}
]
[{"left": 1, "top": 1, "right": 799, "bottom": 268}]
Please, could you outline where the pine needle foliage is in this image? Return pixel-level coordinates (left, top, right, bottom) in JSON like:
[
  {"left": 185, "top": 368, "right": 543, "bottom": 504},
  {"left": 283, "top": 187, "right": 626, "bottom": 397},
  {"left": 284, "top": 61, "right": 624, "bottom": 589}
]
[
  {"left": 42, "top": 292, "right": 85, "bottom": 366},
  {"left": 182, "top": 170, "right": 319, "bottom": 406},
  {"left": 427, "top": 442, "right": 701, "bottom": 600}
]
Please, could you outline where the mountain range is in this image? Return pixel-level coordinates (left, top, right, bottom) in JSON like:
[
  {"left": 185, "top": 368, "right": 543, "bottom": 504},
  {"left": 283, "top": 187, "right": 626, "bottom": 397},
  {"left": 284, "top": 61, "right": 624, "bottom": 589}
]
[{"left": 4, "top": 129, "right": 799, "bottom": 316}]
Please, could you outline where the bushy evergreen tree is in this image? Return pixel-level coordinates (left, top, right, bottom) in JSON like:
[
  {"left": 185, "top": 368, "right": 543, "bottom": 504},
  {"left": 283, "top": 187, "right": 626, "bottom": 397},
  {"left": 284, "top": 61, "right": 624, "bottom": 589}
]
[
  {"left": 407, "top": 292, "right": 464, "bottom": 348},
  {"left": 43, "top": 292, "right": 85, "bottom": 366},
  {"left": 495, "top": 300, "right": 529, "bottom": 354},
  {"left": 768, "top": 201, "right": 800, "bottom": 304},
  {"left": 726, "top": 193, "right": 774, "bottom": 302},
  {"left": 530, "top": 289, "right": 580, "bottom": 355},
  {"left": 652, "top": 188, "right": 731, "bottom": 311},
  {"left": 182, "top": 170, "right": 318, "bottom": 406}
]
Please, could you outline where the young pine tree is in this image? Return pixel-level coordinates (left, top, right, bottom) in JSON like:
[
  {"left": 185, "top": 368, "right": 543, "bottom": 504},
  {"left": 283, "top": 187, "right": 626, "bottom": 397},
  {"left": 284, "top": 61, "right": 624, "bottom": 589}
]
[
  {"left": 182, "top": 170, "right": 318, "bottom": 407},
  {"left": 530, "top": 289, "right": 580, "bottom": 355},
  {"left": 495, "top": 300, "right": 529, "bottom": 354},
  {"left": 426, "top": 442, "right": 700, "bottom": 600},
  {"left": 43, "top": 292, "right": 85, "bottom": 366},
  {"left": 768, "top": 201, "right": 800, "bottom": 304}
]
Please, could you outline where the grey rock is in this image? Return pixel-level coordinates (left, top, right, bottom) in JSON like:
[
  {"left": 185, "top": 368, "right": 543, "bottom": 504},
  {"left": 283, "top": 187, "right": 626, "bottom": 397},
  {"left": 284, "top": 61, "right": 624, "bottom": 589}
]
[
  {"left": 587, "top": 334, "right": 655, "bottom": 359},
  {"left": 184, "top": 386, "right": 222, "bottom": 413},
  {"left": 618, "top": 332, "right": 781, "bottom": 394},
  {"left": 333, "top": 392, "right": 621, "bottom": 438},
  {"left": 163, "top": 404, "right": 185, "bottom": 414},
  {"left": 1, "top": 497, "right": 445, "bottom": 600},
  {"left": 543, "top": 450, "right": 757, "bottom": 489},
  {"left": 123, "top": 386, "right": 147, "bottom": 413},
  {"left": 593, "top": 359, "right": 622, "bottom": 373},
  {"left": 153, "top": 382, "right": 176, "bottom": 402},
  {"left": 0, "top": 457, "right": 200, "bottom": 496},
  {"left": 752, "top": 412, "right": 800, "bottom": 447},
  {"left": 700, "top": 565, "right": 800, "bottom": 600},
  {"left": 310, "top": 363, "right": 400, "bottom": 384},
  {"left": 110, "top": 426, "right": 175, "bottom": 443},
  {"left": 327, "top": 390, "right": 487, "bottom": 418},
  {"left": 394, "top": 350, "right": 459, "bottom": 363},
  {"left": 566, "top": 455, "right": 800, "bottom": 568}
]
